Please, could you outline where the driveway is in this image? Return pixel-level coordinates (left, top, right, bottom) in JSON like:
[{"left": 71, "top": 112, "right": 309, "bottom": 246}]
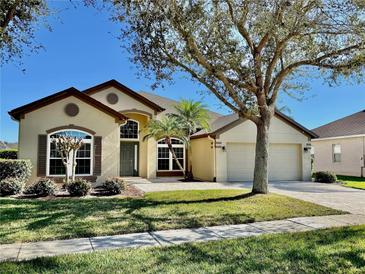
[
  {"left": 133, "top": 180, "right": 365, "bottom": 215},
  {"left": 245, "top": 181, "right": 365, "bottom": 215}
]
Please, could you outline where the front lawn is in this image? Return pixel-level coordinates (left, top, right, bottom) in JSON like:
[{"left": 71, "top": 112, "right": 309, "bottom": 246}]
[
  {"left": 1, "top": 225, "right": 364, "bottom": 273},
  {"left": 337, "top": 175, "right": 365, "bottom": 190},
  {"left": 0, "top": 189, "right": 342, "bottom": 244}
]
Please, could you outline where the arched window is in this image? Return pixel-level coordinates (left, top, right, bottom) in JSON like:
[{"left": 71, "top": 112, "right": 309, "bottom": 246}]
[
  {"left": 157, "top": 138, "right": 185, "bottom": 171},
  {"left": 47, "top": 130, "right": 93, "bottom": 176},
  {"left": 120, "top": 120, "right": 139, "bottom": 140}
]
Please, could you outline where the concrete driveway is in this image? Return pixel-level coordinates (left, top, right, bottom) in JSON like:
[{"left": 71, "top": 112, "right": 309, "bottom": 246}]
[
  {"left": 243, "top": 181, "right": 365, "bottom": 215},
  {"left": 133, "top": 180, "right": 365, "bottom": 215}
]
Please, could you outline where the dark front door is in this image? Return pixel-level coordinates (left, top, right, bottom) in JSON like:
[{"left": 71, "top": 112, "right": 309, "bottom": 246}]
[{"left": 120, "top": 142, "right": 139, "bottom": 176}]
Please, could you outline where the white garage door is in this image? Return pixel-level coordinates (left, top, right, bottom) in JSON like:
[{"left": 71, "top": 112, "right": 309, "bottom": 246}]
[{"left": 227, "top": 143, "right": 301, "bottom": 181}]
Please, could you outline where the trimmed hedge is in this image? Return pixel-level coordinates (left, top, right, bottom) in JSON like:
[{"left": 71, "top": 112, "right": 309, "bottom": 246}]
[
  {"left": 0, "top": 178, "right": 23, "bottom": 196},
  {"left": 66, "top": 179, "right": 91, "bottom": 196},
  {"left": 103, "top": 177, "right": 126, "bottom": 195},
  {"left": 0, "top": 159, "right": 32, "bottom": 183},
  {"left": 0, "top": 149, "right": 17, "bottom": 159},
  {"left": 25, "top": 178, "right": 57, "bottom": 197},
  {"left": 313, "top": 171, "right": 337, "bottom": 184}
]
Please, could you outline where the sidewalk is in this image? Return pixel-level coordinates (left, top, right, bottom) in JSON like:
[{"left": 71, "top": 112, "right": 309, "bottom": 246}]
[{"left": 2, "top": 213, "right": 365, "bottom": 262}]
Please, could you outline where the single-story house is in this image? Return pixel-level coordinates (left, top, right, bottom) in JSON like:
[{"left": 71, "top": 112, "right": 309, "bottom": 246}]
[
  {"left": 312, "top": 110, "right": 365, "bottom": 177},
  {"left": 9, "top": 79, "right": 315, "bottom": 184}
]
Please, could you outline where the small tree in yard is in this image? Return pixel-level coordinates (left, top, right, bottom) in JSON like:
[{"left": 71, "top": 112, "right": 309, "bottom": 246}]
[
  {"left": 102, "top": 0, "right": 365, "bottom": 193},
  {"left": 169, "top": 100, "right": 210, "bottom": 178},
  {"left": 51, "top": 135, "right": 83, "bottom": 184},
  {"left": 144, "top": 116, "right": 187, "bottom": 177}
]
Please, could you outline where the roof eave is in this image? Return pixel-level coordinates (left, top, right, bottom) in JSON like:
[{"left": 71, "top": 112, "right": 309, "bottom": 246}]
[{"left": 8, "top": 88, "right": 128, "bottom": 122}]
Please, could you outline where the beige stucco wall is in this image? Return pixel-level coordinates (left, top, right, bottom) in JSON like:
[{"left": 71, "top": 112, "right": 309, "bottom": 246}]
[
  {"left": 190, "top": 137, "right": 215, "bottom": 181},
  {"left": 214, "top": 116, "right": 311, "bottom": 182},
  {"left": 18, "top": 96, "right": 120, "bottom": 184},
  {"left": 312, "top": 136, "right": 365, "bottom": 177},
  {"left": 90, "top": 88, "right": 158, "bottom": 178}
]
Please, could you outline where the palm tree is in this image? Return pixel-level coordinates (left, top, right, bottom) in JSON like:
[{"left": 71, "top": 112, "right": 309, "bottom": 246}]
[
  {"left": 169, "top": 100, "right": 211, "bottom": 178},
  {"left": 143, "top": 116, "right": 187, "bottom": 177}
]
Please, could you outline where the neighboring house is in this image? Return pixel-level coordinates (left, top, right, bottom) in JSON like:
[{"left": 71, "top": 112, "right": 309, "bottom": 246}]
[
  {"left": 9, "top": 79, "right": 315, "bottom": 184},
  {"left": 312, "top": 110, "right": 365, "bottom": 177}
]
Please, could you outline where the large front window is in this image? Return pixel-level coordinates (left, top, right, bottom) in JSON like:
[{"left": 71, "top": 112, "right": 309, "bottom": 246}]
[
  {"left": 157, "top": 138, "right": 185, "bottom": 171},
  {"left": 48, "top": 130, "right": 93, "bottom": 176}
]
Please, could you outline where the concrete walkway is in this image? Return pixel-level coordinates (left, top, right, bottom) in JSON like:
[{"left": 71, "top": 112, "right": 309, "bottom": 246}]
[{"left": 2, "top": 213, "right": 365, "bottom": 262}]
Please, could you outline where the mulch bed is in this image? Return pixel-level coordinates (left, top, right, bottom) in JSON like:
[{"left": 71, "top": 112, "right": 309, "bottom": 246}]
[{"left": 14, "top": 184, "right": 144, "bottom": 200}]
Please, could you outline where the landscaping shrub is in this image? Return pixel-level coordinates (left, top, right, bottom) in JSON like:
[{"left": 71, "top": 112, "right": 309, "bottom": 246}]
[
  {"left": 0, "top": 178, "right": 23, "bottom": 196},
  {"left": 25, "top": 178, "right": 57, "bottom": 197},
  {"left": 103, "top": 177, "right": 127, "bottom": 195},
  {"left": 66, "top": 179, "right": 91, "bottom": 196},
  {"left": 0, "top": 159, "right": 32, "bottom": 183},
  {"left": 313, "top": 171, "right": 337, "bottom": 184},
  {"left": 0, "top": 149, "right": 17, "bottom": 159}
]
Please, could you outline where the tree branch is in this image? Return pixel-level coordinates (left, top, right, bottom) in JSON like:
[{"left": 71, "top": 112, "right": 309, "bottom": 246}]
[
  {"left": 268, "top": 43, "right": 365, "bottom": 105},
  {"left": 0, "top": 0, "right": 20, "bottom": 29}
]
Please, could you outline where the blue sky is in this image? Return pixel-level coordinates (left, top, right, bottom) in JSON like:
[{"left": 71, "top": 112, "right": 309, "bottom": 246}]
[{"left": 1, "top": 1, "right": 365, "bottom": 142}]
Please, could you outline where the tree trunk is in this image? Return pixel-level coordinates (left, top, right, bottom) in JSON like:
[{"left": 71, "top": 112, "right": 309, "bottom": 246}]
[
  {"left": 60, "top": 151, "right": 69, "bottom": 185},
  {"left": 252, "top": 117, "right": 271, "bottom": 194},
  {"left": 71, "top": 149, "right": 77, "bottom": 182},
  {"left": 165, "top": 137, "right": 186, "bottom": 177},
  {"left": 187, "top": 135, "right": 193, "bottom": 180}
]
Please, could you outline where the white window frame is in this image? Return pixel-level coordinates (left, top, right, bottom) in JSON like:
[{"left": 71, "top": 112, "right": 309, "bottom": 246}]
[
  {"left": 46, "top": 129, "right": 94, "bottom": 177},
  {"left": 332, "top": 144, "right": 341, "bottom": 163},
  {"left": 157, "top": 138, "right": 185, "bottom": 171},
  {"left": 120, "top": 119, "right": 139, "bottom": 141}
]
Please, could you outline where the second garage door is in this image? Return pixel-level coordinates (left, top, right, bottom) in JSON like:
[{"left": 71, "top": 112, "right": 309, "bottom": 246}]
[{"left": 227, "top": 143, "right": 301, "bottom": 181}]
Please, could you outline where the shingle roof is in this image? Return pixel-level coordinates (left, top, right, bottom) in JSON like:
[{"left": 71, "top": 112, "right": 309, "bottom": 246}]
[
  {"left": 191, "top": 113, "right": 238, "bottom": 136},
  {"left": 138, "top": 91, "right": 222, "bottom": 123},
  {"left": 312, "top": 110, "right": 365, "bottom": 138}
]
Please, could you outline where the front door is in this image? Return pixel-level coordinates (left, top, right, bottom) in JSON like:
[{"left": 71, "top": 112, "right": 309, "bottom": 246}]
[{"left": 120, "top": 142, "right": 139, "bottom": 176}]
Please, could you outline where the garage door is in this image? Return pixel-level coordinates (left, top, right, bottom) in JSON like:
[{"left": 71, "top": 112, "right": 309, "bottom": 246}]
[{"left": 227, "top": 143, "right": 301, "bottom": 181}]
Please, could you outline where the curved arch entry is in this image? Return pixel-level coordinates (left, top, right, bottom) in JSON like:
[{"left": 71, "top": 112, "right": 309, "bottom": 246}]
[{"left": 120, "top": 120, "right": 139, "bottom": 176}]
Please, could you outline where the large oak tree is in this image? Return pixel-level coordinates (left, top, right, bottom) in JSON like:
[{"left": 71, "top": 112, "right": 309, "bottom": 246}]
[
  {"left": 0, "top": 0, "right": 49, "bottom": 64},
  {"left": 106, "top": 0, "right": 365, "bottom": 193}
]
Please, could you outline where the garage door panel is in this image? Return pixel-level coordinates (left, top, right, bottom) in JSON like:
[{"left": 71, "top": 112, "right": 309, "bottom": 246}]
[
  {"left": 269, "top": 144, "right": 301, "bottom": 180},
  {"left": 227, "top": 143, "right": 301, "bottom": 181},
  {"left": 227, "top": 143, "right": 255, "bottom": 181}
]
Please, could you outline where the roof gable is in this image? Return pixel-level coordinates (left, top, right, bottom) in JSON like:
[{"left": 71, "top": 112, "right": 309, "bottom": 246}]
[
  {"left": 9, "top": 87, "right": 128, "bottom": 122},
  {"left": 83, "top": 80, "right": 165, "bottom": 112},
  {"left": 192, "top": 110, "right": 317, "bottom": 139}
]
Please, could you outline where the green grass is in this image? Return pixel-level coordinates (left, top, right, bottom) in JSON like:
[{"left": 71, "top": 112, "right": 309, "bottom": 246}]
[
  {"left": 337, "top": 175, "right": 365, "bottom": 190},
  {"left": 1, "top": 225, "right": 364, "bottom": 273},
  {"left": 0, "top": 189, "right": 342, "bottom": 244}
]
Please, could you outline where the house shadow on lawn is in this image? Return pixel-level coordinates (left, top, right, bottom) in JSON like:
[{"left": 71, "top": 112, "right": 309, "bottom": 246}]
[{"left": 0, "top": 190, "right": 259, "bottom": 243}]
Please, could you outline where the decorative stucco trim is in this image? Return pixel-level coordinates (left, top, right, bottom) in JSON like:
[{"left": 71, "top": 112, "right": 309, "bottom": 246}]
[
  {"left": 120, "top": 109, "right": 153, "bottom": 118},
  {"left": 46, "top": 124, "right": 96, "bottom": 135}
]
